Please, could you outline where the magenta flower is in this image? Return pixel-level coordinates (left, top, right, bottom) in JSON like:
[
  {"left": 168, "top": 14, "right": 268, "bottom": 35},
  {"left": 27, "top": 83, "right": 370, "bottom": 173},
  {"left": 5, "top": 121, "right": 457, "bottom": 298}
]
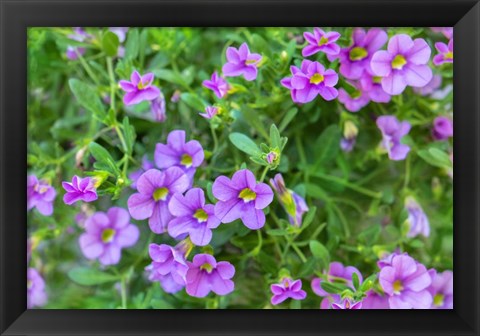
[
  {"left": 361, "top": 290, "right": 390, "bottom": 309},
  {"left": 109, "top": 27, "right": 128, "bottom": 43},
  {"left": 413, "top": 74, "right": 442, "bottom": 96},
  {"left": 171, "top": 90, "right": 181, "bottom": 103},
  {"left": 280, "top": 60, "right": 338, "bottom": 104},
  {"left": 199, "top": 106, "right": 219, "bottom": 120},
  {"left": 379, "top": 254, "right": 433, "bottom": 309},
  {"left": 338, "top": 82, "right": 370, "bottom": 112},
  {"left": 212, "top": 169, "right": 274, "bottom": 230},
  {"left": 222, "top": 43, "right": 262, "bottom": 81},
  {"left": 119, "top": 70, "right": 160, "bottom": 106},
  {"left": 66, "top": 27, "right": 89, "bottom": 60},
  {"left": 147, "top": 243, "right": 188, "bottom": 288},
  {"left": 371, "top": 34, "right": 432, "bottom": 95},
  {"left": 405, "top": 196, "right": 430, "bottom": 238},
  {"left": 202, "top": 71, "right": 229, "bottom": 98},
  {"left": 312, "top": 262, "right": 363, "bottom": 297},
  {"left": 154, "top": 130, "right": 204, "bottom": 183},
  {"left": 168, "top": 188, "right": 221, "bottom": 246},
  {"left": 79, "top": 207, "right": 139, "bottom": 265},
  {"left": 332, "top": 299, "right": 362, "bottom": 309},
  {"left": 146, "top": 270, "right": 184, "bottom": 294},
  {"left": 269, "top": 174, "right": 308, "bottom": 227},
  {"left": 128, "top": 156, "right": 154, "bottom": 190},
  {"left": 62, "top": 176, "right": 97, "bottom": 205},
  {"left": 302, "top": 28, "right": 341, "bottom": 57},
  {"left": 433, "top": 39, "right": 453, "bottom": 66},
  {"left": 428, "top": 270, "right": 453, "bottom": 309},
  {"left": 359, "top": 74, "right": 391, "bottom": 103},
  {"left": 376, "top": 115, "right": 411, "bottom": 161},
  {"left": 432, "top": 116, "right": 453, "bottom": 140},
  {"left": 185, "top": 254, "right": 235, "bottom": 297},
  {"left": 150, "top": 92, "right": 166, "bottom": 122},
  {"left": 27, "top": 175, "right": 56, "bottom": 216},
  {"left": 340, "top": 120, "right": 359, "bottom": 153},
  {"left": 377, "top": 251, "right": 406, "bottom": 269},
  {"left": 431, "top": 27, "right": 453, "bottom": 39},
  {"left": 127, "top": 167, "right": 189, "bottom": 234},
  {"left": 328, "top": 28, "right": 388, "bottom": 80},
  {"left": 270, "top": 278, "right": 307, "bottom": 305},
  {"left": 27, "top": 268, "right": 47, "bottom": 309}
]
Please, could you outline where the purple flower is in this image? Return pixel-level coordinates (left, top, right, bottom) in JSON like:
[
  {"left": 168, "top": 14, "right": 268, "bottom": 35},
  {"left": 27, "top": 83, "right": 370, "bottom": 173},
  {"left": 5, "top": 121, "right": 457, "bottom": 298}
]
[
  {"left": 27, "top": 268, "right": 47, "bottom": 308},
  {"left": 66, "top": 27, "right": 89, "bottom": 60},
  {"left": 428, "top": 270, "right": 453, "bottom": 309},
  {"left": 328, "top": 28, "right": 388, "bottom": 80},
  {"left": 222, "top": 43, "right": 262, "bottom": 81},
  {"left": 340, "top": 120, "right": 358, "bottom": 153},
  {"left": 376, "top": 115, "right": 411, "bottom": 161},
  {"left": 129, "top": 156, "right": 154, "bottom": 190},
  {"left": 79, "top": 207, "right": 139, "bottom": 265},
  {"left": 302, "top": 28, "right": 341, "bottom": 57},
  {"left": 212, "top": 169, "right": 274, "bottom": 230},
  {"left": 27, "top": 175, "right": 56, "bottom": 216},
  {"left": 109, "top": 27, "right": 128, "bottom": 43},
  {"left": 269, "top": 174, "right": 308, "bottom": 227},
  {"left": 127, "top": 167, "right": 189, "bottom": 234},
  {"left": 361, "top": 290, "right": 390, "bottom": 309},
  {"left": 431, "top": 27, "right": 453, "bottom": 39},
  {"left": 171, "top": 90, "right": 181, "bottom": 103},
  {"left": 338, "top": 82, "right": 370, "bottom": 112},
  {"left": 146, "top": 270, "right": 184, "bottom": 294},
  {"left": 168, "top": 188, "right": 221, "bottom": 246},
  {"left": 185, "top": 254, "right": 235, "bottom": 297},
  {"left": 432, "top": 116, "right": 453, "bottom": 140},
  {"left": 359, "top": 74, "right": 391, "bottom": 103},
  {"left": 119, "top": 70, "right": 161, "bottom": 106},
  {"left": 433, "top": 39, "right": 453, "bottom": 66},
  {"left": 379, "top": 254, "right": 433, "bottom": 309},
  {"left": 405, "top": 196, "right": 430, "bottom": 238},
  {"left": 202, "top": 71, "right": 229, "bottom": 98},
  {"left": 62, "top": 176, "right": 98, "bottom": 205},
  {"left": 377, "top": 251, "right": 406, "bottom": 269},
  {"left": 199, "top": 106, "right": 219, "bottom": 120},
  {"left": 312, "top": 262, "right": 363, "bottom": 297},
  {"left": 332, "top": 298, "right": 362, "bottom": 309},
  {"left": 371, "top": 34, "right": 432, "bottom": 95},
  {"left": 413, "top": 74, "right": 442, "bottom": 96},
  {"left": 150, "top": 92, "right": 166, "bottom": 122},
  {"left": 340, "top": 138, "right": 356, "bottom": 152},
  {"left": 270, "top": 278, "right": 307, "bottom": 305},
  {"left": 154, "top": 130, "right": 204, "bottom": 183},
  {"left": 280, "top": 60, "right": 339, "bottom": 104},
  {"left": 147, "top": 243, "right": 188, "bottom": 288}
]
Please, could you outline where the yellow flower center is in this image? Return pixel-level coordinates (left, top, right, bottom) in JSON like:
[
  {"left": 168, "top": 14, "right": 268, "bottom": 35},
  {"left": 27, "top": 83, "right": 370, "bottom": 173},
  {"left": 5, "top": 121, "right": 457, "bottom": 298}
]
[
  {"left": 245, "top": 59, "right": 257, "bottom": 65},
  {"left": 345, "top": 300, "right": 351, "bottom": 309},
  {"left": 137, "top": 82, "right": 145, "bottom": 90},
  {"left": 193, "top": 208, "right": 209, "bottom": 223},
  {"left": 310, "top": 73, "right": 324, "bottom": 85},
  {"left": 373, "top": 76, "right": 383, "bottom": 84},
  {"left": 444, "top": 51, "right": 453, "bottom": 60},
  {"left": 200, "top": 263, "right": 213, "bottom": 273},
  {"left": 391, "top": 55, "right": 407, "bottom": 70},
  {"left": 180, "top": 154, "right": 193, "bottom": 168},
  {"left": 433, "top": 293, "right": 445, "bottom": 306},
  {"left": 239, "top": 188, "right": 257, "bottom": 202},
  {"left": 101, "top": 228, "right": 116, "bottom": 243},
  {"left": 153, "top": 187, "right": 169, "bottom": 201},
  {"left": 393, "top": 280, "right": 404, "bottom": 294},
  {"left": 349, "top": 47, "right": 368, "bottom": 61},
  {"left": 318, "top": 36, "right": 329, "bottom": 46}
]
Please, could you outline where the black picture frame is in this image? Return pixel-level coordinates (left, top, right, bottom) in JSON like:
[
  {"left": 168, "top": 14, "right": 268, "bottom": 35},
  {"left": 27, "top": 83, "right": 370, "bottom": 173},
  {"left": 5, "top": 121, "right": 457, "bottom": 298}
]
[{"left": 1, "top": 0, "right": 479, "bottom": 335}]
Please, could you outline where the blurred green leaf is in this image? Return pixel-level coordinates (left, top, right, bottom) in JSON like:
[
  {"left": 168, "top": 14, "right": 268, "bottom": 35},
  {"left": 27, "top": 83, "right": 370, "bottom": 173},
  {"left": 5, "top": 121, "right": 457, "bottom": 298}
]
[
  {"left": 229, "top": 132, "right": 261, "bottom": 156},
  {"left": 102, "top": 31, "right": 120, "bottom": 57},
  {"left": 68, "top": 267, "right": 120, "bottom": 286},
  {"left": 68, "top": 79, "right": 105, "bottom": 119}
]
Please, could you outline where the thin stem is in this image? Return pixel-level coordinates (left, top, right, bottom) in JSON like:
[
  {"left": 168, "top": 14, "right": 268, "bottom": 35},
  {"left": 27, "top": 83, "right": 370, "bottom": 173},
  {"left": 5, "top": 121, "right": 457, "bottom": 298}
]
[
  {"left": 292, "top": 244, "right": 307, "bottom": 263},
  {"left": 76, "top": 50, "right": 100, "bottom": 86},
  {"left": 259, "top": 166, "right": 269, "bottom": 182},
  {"left": 120, "top": 277, "right": 127, "bottom": 309},
  {"left": 404, "top": 154, "right": 411, "bottom": 189},
  {"left": 106, "top": 57, "right": 116, "bottom": 112},
  {"left": 311, "top": 172, "right": 382, "bottom": 199}
]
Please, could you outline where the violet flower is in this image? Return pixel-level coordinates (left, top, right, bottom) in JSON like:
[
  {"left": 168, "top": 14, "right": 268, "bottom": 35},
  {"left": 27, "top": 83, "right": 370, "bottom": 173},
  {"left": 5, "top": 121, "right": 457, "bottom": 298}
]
[
  {"left": 361, "top": 290, "right": 390, "bottom": 309},
  {"left": 432, "top": 116, "right": 453, "bottom": 140},
  {"left": 405, "top": 196, "right": 430, "bottom": 238},
  {"left": 27, "top": 175, "right": 56, "bottom": 216},
  {"left": 376, "top": 115, "right": 411, "bottom": 161},
  {"left": 212, "top": 169, "right": 274, "bottom": 230},
  {"left": 109, "top": 27, "right": 128, "bottom": 43},
  {"left": 359, "top": 74, "right": 391, "bottom": 103},
  {"left": 312, "top": 262, "right": 363, "bottom": 297},
  {"left": 433, "top": 39, "right": 453, "bottom": 66},
  {"left": 413, "top": 74, "right": 442, "bottom": 96},
  {"left": 147, "top": 243, "right": 189, "bottom": 288},
  {"left": 127, "top": 167, "right": 189, "bottom": 234},
  {"left": 338, "top": 82, "right": 370, "bottom": 112},
  {"left": 150, "top": 92, "right": 166, "bottom": 122},
  {"left": 146, "top": 270, "right": 184, "bottom": 294},
  {"left": 79, "top": 207, "right": 139, "bottom": 265},
  {"left": 199, "top": 106, "right": 219, "bottom": 120},
  {"left": 332, "top": 298, "right": 362, "bottom": 309},
  {"left": 119, "top": 70, "right": 160, "bottom": 106},
  {"left": 269, "top": 174, "right": 308, "bottom": 227},
  {"left": 66, "top": 27, "right": 89, "bottom": 60},
  {"left": 280, "top": 60, "right": 339, "bottom": 104},
  {"left": 62, "top": 176, "right": 97, "bottom": 205},
  {"left": 379, "top": 253, "right": 433, "bottom": 309},
  {"left": 340, "top": 120, "right": 358, "bottom": 153},
  {"left": 271, "top": 278, "right": 307, "bottom": 305},
  {"left": 27, "top": 268, "right": 47, "bottom": 309},
  {"left": 168, "top": 188, "right": 221, "bottom": 246},
  {"left": 428, "top": 270, "right": 453, "bottom": 309},
  {"left": 129, "top": 156, "right": 154, "bottom": 190},
  {"left": 171, "top": 90, "right": 181, "bottom": 103},
  {"left": 185, "top": 254, "right": 235, "bottom": 297},
  {"left": 302, "top": 28, "right": 341, "bottom": 57},
  {"left": 371, "top": 34, "right": 432, "bottom": 95},
  {"left": 431, "top": 27, "right": 453, "bottom": 39},
  {"left": 202, "top": 71, "right": 229, "bottom": 98},
  {"left": 222, "top": 43, "right": 262, "bottom": 81}
]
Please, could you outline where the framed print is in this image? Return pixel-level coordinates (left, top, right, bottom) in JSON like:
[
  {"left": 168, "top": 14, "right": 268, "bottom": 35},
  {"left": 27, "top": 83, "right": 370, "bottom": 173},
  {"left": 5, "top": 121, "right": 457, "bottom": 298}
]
[{"left": 1, "top": 0, "right": 479, "bottom": 335}]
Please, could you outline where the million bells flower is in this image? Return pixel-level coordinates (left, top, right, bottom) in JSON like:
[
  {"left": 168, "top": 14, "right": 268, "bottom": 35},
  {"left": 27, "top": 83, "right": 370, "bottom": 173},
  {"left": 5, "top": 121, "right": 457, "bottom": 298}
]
[
  {"left": 186, "top": 254, "right": 235, "bottom": 297},
  {"left": 27, "top": 268, "right": 47, "bottom": 308},
  {"left": 302, "top": 28, "right": 341, "bottom": 57},
  {"left": 376, "top": 115, "right": 411, "bottom": 161},
  {"left": 119, "top": 70, "right": 161, "bottom": 105},
  {"left": 62, "top": 175, "right": 98, "bottom": 205},
  {"left": 222, "top": 43, "right": 262, "bottom": 81},
  {"left": 404, "top": 196, "right": 430, "bottom": 238},
  {"left": 27, "top": 175, "right": 56, "bottom": 216},
  {"left": 269, "top": 174, "right": 308, "bottom": 227},
  {"left": 270, "top": 278, "right": 307, "bottom": 305}
]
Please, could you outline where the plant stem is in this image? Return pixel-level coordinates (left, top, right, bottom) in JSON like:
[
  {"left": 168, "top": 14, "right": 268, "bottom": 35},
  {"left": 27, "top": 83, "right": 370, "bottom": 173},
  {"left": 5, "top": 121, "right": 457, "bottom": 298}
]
[
  {"left": 106, "top": 56, "right": 116, "bottom": 112},
  {"left": 76, "top": 50, "right": 100, "bottom": 86},
  {"left": 120, "top": 276, "right": 127, "bottom": 309},
  {"left": 311, "top": 172, "right": 382, "bottom": 199},
  {"left": 259, "top": 166, "right": 269, "bottom": 182}
]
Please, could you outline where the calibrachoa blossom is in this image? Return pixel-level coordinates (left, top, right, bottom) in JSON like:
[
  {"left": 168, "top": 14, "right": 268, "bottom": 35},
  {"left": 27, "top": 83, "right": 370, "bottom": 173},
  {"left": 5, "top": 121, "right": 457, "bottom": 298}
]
[
  {"left": 338, "top": 82, "right": 370, "bottom": 112},
  {"left": 371, "top": 34, "right": 432, "bottom": 95},
  {"left": 413, "top": 74, "right": 442, "bottom": 96},
  {"left": 433, "top": 39, "right": 453, "bottom": 66},
  {"left": 146, "top": 269, "right": 184, "bottom": 294},
  {"left": 119, "top": 70, "right": 160, "bottom": 106},
  {"left": 27, "top": 268, "right": 47, "bottom": 308},
  {"left": 361, "top": 290, "right": 390, "bottom": 309},
  {"left": 168, "top": 188, "right": 221, "bottom": 246},
  {"left": 269, "top": 174, "right": 308, "bottom": 227},
  {"left": 379, "top": 253, "right": 433, "bottom": 309},
  {"left": 109, "top": 27, "right": 128, "bottom": 43},
  {"left": 428, "top": 270, "right": 453, "bottom": 309},
  {"left": 312, "top": 262, "right": 363, "bottom": 297},
  {"left": 27, "top": 175, "right": 56, "bottom": 216},
  {"left": 280, "top": 60, "right": 338, "bottom": 103},
  {"left": 66, "top": 27, "right": 89, "bottom": 60},
  {"left": 199, "top": 106, "right": 219, "bottom": 120},
  {"left": 186, "top": 254, "right": 235, "bottom": 297},
  {"left": 222, "top": 43, "right": 262, "bottom": 81},
  {"left": 328, "top": 28, "right": 388, "bottom": 80},
  {"left": 302, "top": 28, "right": 341, "bottom": 57},
  {"left": 270, "top": 278, "right": 307, "bottom": 305},
  {"left": 431, "top": 27, "right": 453, "bottom": 39},
  {"left": 405, "top": 196, "right": 430, "bottom": 238},
  {"left": 62, "top": 176, "right": 98, "bottom": 205},
  {"left": 432, "top": 116, "right": 453, "bottom": 140},
  {"left": 127, "top": 167, "right": 189, "bottom": 234},
  {"left": 150, "top": 92, "right": 166, "bottom": 122},
  {"left": 79, "top": 207, "right": 139, "bottom": 265},
  {"left": 332, "top": 298, "right": 362, "bottom": 309},
  {"left": 202, "top": 71, "right": 229, "bottom": 98},
  {"left": 359, "top": 74, "right": 391, "bottom": 103},
  {"left": 129, "top": 156, "right": 154, "bottom": 189},
  {"left": 376, "top": 115, "right": 411, "bottom": 161},
  {"left": 340, "top": 120, "right": 359, "bottom": 153},
  {"left": 213, "top": 169, "right": 274, "bottom": 230},
  {"left": 147, "top": 242, "right": 189, "bottom": 289}
]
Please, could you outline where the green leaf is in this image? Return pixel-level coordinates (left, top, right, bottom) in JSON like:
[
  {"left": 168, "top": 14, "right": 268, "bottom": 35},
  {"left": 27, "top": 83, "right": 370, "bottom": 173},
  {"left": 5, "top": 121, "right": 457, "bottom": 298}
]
[
  {"left": 124, "top": 29, "right": 139, "bottom": 61},
  {"left": 320, "top": 282, "right": 346, "bottom": 294},
  {"left": 279, "top": 108, "right": 298, "bottom": 132},
  {"left": 270, "top": 124, "right": 281, "bottom": 149},
  {"left": 266, "top": 228, "right": 288, "bottom": 236},
  {"left": 312, "top": 125, "right": 341, "bottom": 170},
  {"left": 309, "top": 240, "right": 330, "bottom": 268},
  {"left": 102, "top": 31, "right": 120, "bottom": 57},
  {"left": 358, "top": 224, "right": 381, "bottom": 245},
  {"left": 152, "top": 69, "right": 188, "bottom": 88},
  {"left": 417, "top": 148, "right": 452, "bottom": 169},
  {"left": 179, "top": 93, "right": 206, "bottom": 111},
  {"left": 122, "top": 117, "right": 136, "bottom": 155},
  {"left": 68, "top": 79, "right": 105, "bottom": 119},
  {"left": 68, "top": 267, "right": 120, "bottom": 286},
  {"left": 229, "top": 132, "right": 261, "bottom": 156},
  {"left": 352, "top": 272, "right": 360, "bottom": 290},
  {"left": 300, "top": 206, "right": 317, "bottom": 230},
  {"left": 88, "top": 142, "right": 120, "bottom": 176},
  {"left": 151, "top": 299, "right": 174, "bottom": 309}
]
